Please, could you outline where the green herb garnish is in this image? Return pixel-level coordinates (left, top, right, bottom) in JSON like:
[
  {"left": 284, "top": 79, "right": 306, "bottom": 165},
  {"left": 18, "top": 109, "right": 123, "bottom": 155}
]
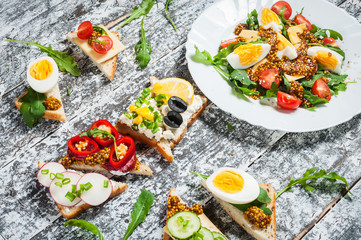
[
  {"left": 310, "top": 24, "right": 343, "bottom": 41},
  {"left": 5, "top": 40, "right": 81, "bottom": 76},
  {"left": 55, "top": 182, "right": 62, "bottom": 188},
  {"left": 123, "top": 189, "right": 155, "bottom": 240},
  {"left": 124, "top": 112, "right": 132, "bottom": 119},
  {"left": 65, "top": 192, "right": 76, "bottom": 202},
  {"left": 189, "top": 171, "right": 209, "bottom": 181},
  {"left": 18, "top": 88, "right": 46, "bottom": 128},
  {"left": 56, "top": 173, "right": 64, "bottom": 180},
  {"left": 41, "top": 169, "right": 49, "bottom": 175},
  {"left": 72, "top": 184, "right": 77, "bottom": 194},
  {"left": 177, "top": 216, "right": 189, "bottom": 227},
  {"left": 276, "top": 167, "right": 349, "bottom": 199},
  {"left": 246, "top": 9, "right": 259, "bottom": 30},
  {"left": 67, "top": 88, "right": 71, "bottom": 96},
  {"left": 117, "top": 0, "right": 155, "bottom": 28},
  {"left": 65, "top": 219, "right": 103, "bottom": 240},
  {"left": 135, "top": 17, "right": 152, "bottom": 68},
  {"left": 104, "top": 180, "right": 109, "bottom": 188},
  {"left": 165, "top": 0, "right": 177, "bottom": 32},
  {"left": 76, "top": 189, "right": 82, "bottom": 198},
  {"left": 93, "top": 26, "right": 108, "bottom": 36},
  {"left": 50, "top": 173, "right": 56, "bottom": 180},
  {"left": 227, "top": 123, "right": 232, "bottom": 130},
  {"left": 141, "top": 88, "right": 151, "bottom": 98},
  {"left": 62, "top": 178, "right": 71, "bottom": 185},
  {"left": 84, "top": 182, "right": 93, "bottom": 191}
]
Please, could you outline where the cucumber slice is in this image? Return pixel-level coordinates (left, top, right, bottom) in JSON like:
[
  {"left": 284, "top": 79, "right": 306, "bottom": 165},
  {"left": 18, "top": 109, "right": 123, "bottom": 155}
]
[
  {"left": 212, "top": 232, "right": 227, "bottom": 240},
  {"left": 198, "top": 227, "right": 214, "bottom": 240},
  {"left": 167, "top": 211, "right": 201, "bottom": 239}
]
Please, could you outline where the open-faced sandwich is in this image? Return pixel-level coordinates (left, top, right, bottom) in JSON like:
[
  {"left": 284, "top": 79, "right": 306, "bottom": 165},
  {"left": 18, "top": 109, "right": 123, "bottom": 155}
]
[
  {"left": 116, "top": 76, "right": 207, "bottom": 162},
  {"left": 15, "top": 56, "right": 66, "bottom": 127},
  {"left": 37, "top": 161, "right": 126, "bottom": 219},
  {"left": 192, "top": 167, "right": 276, "bottom": 240},
  {"left": 163, "top": 189, "right": 228, "bottom": 240},
  {"left": 67, "top": 21, "right": 125, "bottom": 81},
  {"left": 58, "top": 119, "right": 152, "bottom": 176}
]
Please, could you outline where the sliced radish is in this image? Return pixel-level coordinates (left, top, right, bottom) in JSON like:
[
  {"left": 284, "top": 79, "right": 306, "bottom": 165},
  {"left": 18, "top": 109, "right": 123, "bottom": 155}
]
[
  {"left": 76, "top": 173, "right": 112, "bottom": 206},
  {"left": 37, "top": 162, "right": 66, "bottom": 187},
  {"left": 49, "top": 171, "right": 82, "bottom": 207}
]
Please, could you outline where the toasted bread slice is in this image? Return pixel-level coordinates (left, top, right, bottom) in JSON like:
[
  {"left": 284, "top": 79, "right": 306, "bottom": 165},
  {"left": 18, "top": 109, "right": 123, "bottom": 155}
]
[
  {"left": 163, "top": 189, "right": 228, "bottom": 240},
  {"left": 67, "top": 26, "right": 125, "bottom": 81},
  {"left": 38, "top": 160, "right": 126, "bottom": 219},
  {"left": 116, "top": 77, "right": 207, "bottom": 162},
  {"left": 15, "top": 83, "right": 66, "bottom": 122},
  {"left": 202, "top": 181, "right": 276, "bottom": 240}
]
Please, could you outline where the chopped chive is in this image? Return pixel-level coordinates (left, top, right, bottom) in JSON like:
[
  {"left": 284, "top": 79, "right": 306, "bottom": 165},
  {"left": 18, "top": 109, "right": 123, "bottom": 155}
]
[
  {"left": 67, "top": 88, "right": 71, "bottom": 96},
  {"left": 50, "top": 173, "right": 56, "bottom": 180},
  {"left": 65, "top": 192, "right": 76, "bottom": 202},
  {"left": 140, "top": 122, "right": 145, "bottom": 128},
  {"left": 55, "top": 182, "right": 62, "bottom": 188},
  {"left": 80, "top": 184, "right": 85, "bottom": 191},
  {"left": 131, "top": 124, "right": 139, "bottom": 131},
  {"left": 148, "top": 106, "right": 154, "bottom": 112},
  {"left": 41, "top": 169, "right": 49, "bottom": 175},
  {"left": 227, "top": 123, "right": 233, "bottom": 130},
  {"left": 124, "top": 112, "right": 132, "bottom": 119},
  {"left": 104, "top": 180, "right": 109, "bottom": 188},
  {"left": 56, "top": 173, "right": 64, "bottom": 180},
  {"left": 62, "top": 178, "right": 71, "bottom": 185},
  {"left": 84, "top": 182, "right": 93, "bottom": 191},
  {"left": 132, "top": 112, "right": 138, "bottom": 118},
  {"left": 76, "top": 189, "right": 82, "bottom": 198},
  {"left": 72, "top": 184, "right": 77, "bottom": 193}
]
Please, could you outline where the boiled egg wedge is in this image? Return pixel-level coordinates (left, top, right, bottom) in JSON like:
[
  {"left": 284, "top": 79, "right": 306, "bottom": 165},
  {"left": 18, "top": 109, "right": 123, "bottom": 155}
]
[
  {"left": 276, "top": 33, "right": 297, "bottom": 60},
  {"left": 227, "top": 43, "right": 271, "bottom": 69},
  {"left": 259, "top": 8, "right": 282, "bottom": 32},
  {"left": 27, "top": 56, "right": 59, "bottom": 93},
  {"left": 206, "top": 167, "right": 260, "bottom": 204},
  {"left": 307, "top": 46, "right": 343, "bottom": 74}
]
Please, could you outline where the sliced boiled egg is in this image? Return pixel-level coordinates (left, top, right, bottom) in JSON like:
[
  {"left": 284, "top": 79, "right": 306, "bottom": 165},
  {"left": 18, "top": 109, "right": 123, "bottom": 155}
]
[
  {"left": 276, "top": 33, "right": 297, "bottom": 60},
  {"left": 226, "top": 43, "right": 271, "bottom": 69},
  {"left": 27, "top": 56, "right": 59, "bottom": 93},
  {"left": 206, "top": 167, "right": 260, "bottom": 204},
  {"left": 259, "top": 8, "right": 282, "bottom": 32},
  {"left": 307, "top": 46, "right": 343, "bottom": 74}
]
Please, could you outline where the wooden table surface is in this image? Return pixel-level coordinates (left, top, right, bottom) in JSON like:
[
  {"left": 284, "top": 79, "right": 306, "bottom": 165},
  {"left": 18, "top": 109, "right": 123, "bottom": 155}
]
[{"left": 1, "top": 0, "right": 361, "bottom": 239}]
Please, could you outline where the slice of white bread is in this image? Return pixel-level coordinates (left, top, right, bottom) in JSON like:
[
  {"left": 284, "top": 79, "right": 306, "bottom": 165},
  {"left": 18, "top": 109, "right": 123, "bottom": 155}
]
[
  {"left": 201, "top": 180, "right": 277, "bottom": 240},
  {"left": 38, "top": 160, "right": 127, "bottom": 219},
  {"left": 163, "top": 189, "right": 228, "bottom": 240},
  {"left": 15, "top": 83, "right": 66, "bottom": 122},
  {"left": 67, "top": 26, "right": 125, "bottom": 81},
  {"left": 116, "top": 77, "right": 208, "bottom": 162}
]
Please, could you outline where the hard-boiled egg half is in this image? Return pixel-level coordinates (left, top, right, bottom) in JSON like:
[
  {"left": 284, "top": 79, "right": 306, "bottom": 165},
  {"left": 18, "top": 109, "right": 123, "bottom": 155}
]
[
  {"left": 307, "top": 46, "right": 343, "bottom": 74},
  {"left": 259, "top": 8, "right": 282, "bottom": 32},
  {"left": 27, "top": 56, "right": 59, "bottom": 93},
  {"left": 276, "top": 33, "right": 297, "bottom": 60},
  {"left": 227, "top": 43, "right": 271, "bottom": 69},
  {"left": 206, "top": 167, "right": 260, "bottom": 204}
]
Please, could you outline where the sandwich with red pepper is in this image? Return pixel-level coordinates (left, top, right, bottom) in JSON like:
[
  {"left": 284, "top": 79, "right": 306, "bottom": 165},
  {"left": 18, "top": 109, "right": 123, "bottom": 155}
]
[{"left": 67, "top": 21, "right": 125, "bottom": 81}]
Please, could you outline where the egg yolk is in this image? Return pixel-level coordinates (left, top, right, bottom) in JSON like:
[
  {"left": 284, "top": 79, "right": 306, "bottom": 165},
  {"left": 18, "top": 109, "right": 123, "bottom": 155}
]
[
  {"left": 30, "top": 59, "right": 53, "bottom": 80},
  {"left": 234, "top": 44, "right": 263, "bottom": 65},
  {"left": 314, "top": 51, "right": 338, "bottom": 70},
  {"left": 261, "top": 8, "right": 281, "bottom": 25},
  {"left": 277, "top": 33, "right": 293, "bottom": 51},
  {"left": 213, "top": 170, "right": 244, "bottom": 193}
]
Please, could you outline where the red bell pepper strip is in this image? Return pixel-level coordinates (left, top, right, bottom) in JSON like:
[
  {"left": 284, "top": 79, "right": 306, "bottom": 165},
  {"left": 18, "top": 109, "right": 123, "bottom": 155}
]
[
  {"left": 108, "top": 136, "right": 136, "bottom": 170},
  {"left": 67, "top": 136, "right": 100, "bottom": 160},
  {"left": 90, "top": 120, "right": 120, "bottom": 147}
]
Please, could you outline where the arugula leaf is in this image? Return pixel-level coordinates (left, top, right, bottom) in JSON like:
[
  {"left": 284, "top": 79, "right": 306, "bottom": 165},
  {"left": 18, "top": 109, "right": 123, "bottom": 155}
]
[
  {"left": 276, "top": 167, "right": 349, "bottom": 199},
  {"left": 165, "top": 0, "right": 177, "bottom": 32},
  {"left": 278, "top": 6, "right": 289, "bottom": 38},
  {"left": 192, "top": 45, "right": 215, "bottom": 66},
  {"left": 310, "top": 24, "right": 343, "bottom": 40},
  {"left": 64, "top": 219, "right": 103, "bottom": 240},
  {"left": 281, "top": 74, "right": 291, "bottom": 92},
  {"left": 117, "top": 0, "right": 155, "bottom": 28},
  {"left": 6, "top": 40, "right": 81, "bottom": 76},
  {"left": 303, "top": 90, "right": 329, "bottom": 105},
  {"left": 19, "top": 88, "right": 47, "bottom": 128},
  {"left": 232, "top": 188, "right": 272, "bottom": 215},
  {"left": 189, "top": 171, "right": 209, "bottom": 181},
  {"left": 135, "top": 17, "right": 152, "bottom": 68},
  {"left": 265, "top": 82, "right": 279, "bottom": 98},
  {"left": 227, "top": 123, "right": 233, "bottom": 131},
  {"left": 246, "top": 9, "right": 259, "bottom": 30},
  {"left": 213, "top": 42, "right": 244, "bottom": 65},
  {"left": 92, "top": 26, "right": 108, "bottom": 36},
  {"left": 230, "top": 69, "right": 256, "bottom": 88},
  {"left": 123, "top": 189, "right": 155, "bottom": 240}
]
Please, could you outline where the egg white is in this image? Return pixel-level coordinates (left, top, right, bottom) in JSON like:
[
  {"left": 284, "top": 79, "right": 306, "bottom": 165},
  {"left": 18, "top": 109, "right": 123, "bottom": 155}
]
[
  {"left": 206, "top": 167, "right": 260, "bottom": 204},
  {"left": 262, "top": 21, "right": 283, "bottom": 32},
  {"left": 276, "top": 33, "right": 297, "bottom": 60},
  {"left": 226, "top": 43, "right": 271, "bottom": 69},
  {"left": 307, "top": 46, "right": 343, "bottom": 74},
  {"left": 27, "top": 56, "right": 59, "bottom": 93}
]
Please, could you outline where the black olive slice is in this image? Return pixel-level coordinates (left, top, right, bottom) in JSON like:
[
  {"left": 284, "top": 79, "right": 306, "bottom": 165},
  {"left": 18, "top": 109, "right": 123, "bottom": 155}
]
[
  {"left": 168, "top": 96, "right": 187, "bottom": 113},
  {"left": 164, "top": 111, "right": 183, "bottom": 128}
]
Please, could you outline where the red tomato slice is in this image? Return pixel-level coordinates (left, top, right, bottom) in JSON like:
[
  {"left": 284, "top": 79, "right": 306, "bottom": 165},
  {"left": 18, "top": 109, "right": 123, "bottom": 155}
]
[
  {"left": 220, "top": 38, "right": 239, "bottom": 48},
  {"left": 277, "top": 91, "right": 302, "bottom": 110},
  {"left": 294, "top": 14, "right": 312, "bottom": 31},
  {"left": 322, "top": 37, "right": 339, "bottom": 48},
  {"left": 259, "top": 68, "right": 280, "bottom": 89},
  {"left": 312, "top": 78, "right": 331, "bottom": 101},
  {"left": 92, "top": 35, "right": 113, "bottom": 54},
  {"left": 77, "top": 21, "right": 93, "bottom": 40},
  {"left": 271, "top": 1, "right": 292, "bottom": 20}
]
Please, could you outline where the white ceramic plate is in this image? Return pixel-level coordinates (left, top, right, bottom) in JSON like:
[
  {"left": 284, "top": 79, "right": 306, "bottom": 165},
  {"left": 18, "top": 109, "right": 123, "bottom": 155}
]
[{"left": 186, "top": 0, "right": 361, "bottom": 132}]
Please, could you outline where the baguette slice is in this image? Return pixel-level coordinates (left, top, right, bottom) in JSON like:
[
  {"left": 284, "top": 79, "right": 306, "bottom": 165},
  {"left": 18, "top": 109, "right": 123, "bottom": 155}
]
[
  {"left": 116, "top": 77, "right": 208, "bottom": 162},
  {"left": 163, "top": 189, "right": 228, "bottom": 240},
  {"left": 202, "top": 181, "right": 277, "bottom": 240},
  {"left": 38, "top": 160, "right": 126, "bottom": 219},
  {"left": 67, "top": 26, "right": 125, "bottom": 81},
  {"left": 15, "top": 83, "right": 66, "bottom": 122}
]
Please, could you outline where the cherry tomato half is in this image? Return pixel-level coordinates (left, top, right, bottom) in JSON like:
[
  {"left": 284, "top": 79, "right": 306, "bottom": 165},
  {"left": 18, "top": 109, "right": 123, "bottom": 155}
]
[
  {"left": 322, "top": 37, "right": 339, "bottom": 48},
  {"left": 271, "top": 1, "right": 292, "bottom": 20},
  {"left": 277, "top": 91, "right": 302, "bottom": 110},
  {"left": 220, "top": 38, "right": 239, "bottom": 48},
  {"left": 77, "top": 21, "right": 93, "bottom": 40},
  {"left": 92, "top": 35, "right": 113, "bottom": 54},
  {"left": 312, "top": 78, "right": 331, "bottom": 101},
  {"left": 294, "top": 14, "right": 312, "bottom": 31},
  {"left": 259, "top": 68, "right": 280, "bottom": 89}
]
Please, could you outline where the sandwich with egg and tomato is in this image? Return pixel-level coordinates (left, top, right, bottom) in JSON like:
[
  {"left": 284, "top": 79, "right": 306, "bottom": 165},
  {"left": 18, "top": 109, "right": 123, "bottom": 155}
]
[{"left": 191, "top": 167, "right": 276, "bottom": 240}]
